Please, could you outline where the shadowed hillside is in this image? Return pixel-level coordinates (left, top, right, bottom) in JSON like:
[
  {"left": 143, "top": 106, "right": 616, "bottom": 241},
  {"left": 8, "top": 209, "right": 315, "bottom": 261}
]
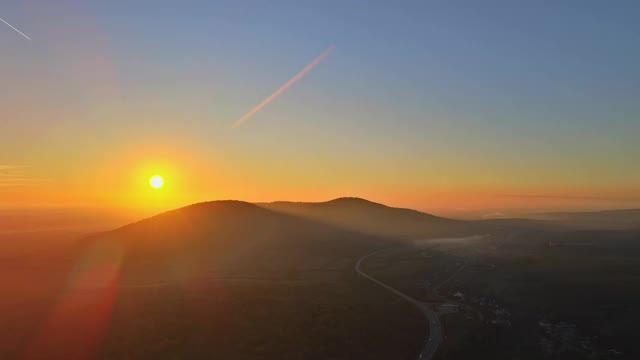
[
  {"left": 260, "top": 197, "right": 475, "bottom": 240},
  {"left": 86, "top": 200, "right": 384, "bottom": 284},
  {"left": 3, "top": 200, "right": 427, "bottom": 360}
]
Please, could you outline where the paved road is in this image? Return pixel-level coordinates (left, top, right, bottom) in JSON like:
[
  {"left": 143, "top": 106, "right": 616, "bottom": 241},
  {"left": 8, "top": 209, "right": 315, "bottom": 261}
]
[{"left": 355, "top": 248, "right": 443, "bottom": 360}]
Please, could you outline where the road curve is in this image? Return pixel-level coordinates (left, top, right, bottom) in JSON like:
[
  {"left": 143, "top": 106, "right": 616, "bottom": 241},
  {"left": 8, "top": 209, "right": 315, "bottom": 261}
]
[{"left": 355, "top": 248, "right": 443, "bottom": 360}]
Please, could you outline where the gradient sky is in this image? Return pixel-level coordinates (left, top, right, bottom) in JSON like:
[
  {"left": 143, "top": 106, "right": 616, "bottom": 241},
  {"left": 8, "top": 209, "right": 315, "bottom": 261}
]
[{"left": 1, "top": 0, "right": 639, "bottom": 214}]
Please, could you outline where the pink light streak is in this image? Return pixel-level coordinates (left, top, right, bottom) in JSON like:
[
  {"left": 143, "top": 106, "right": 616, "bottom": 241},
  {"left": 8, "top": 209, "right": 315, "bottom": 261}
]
[
  {"left": 23, "top": 242, "right": 123, "bottom": 360},
  {"left": 232, "top": 45, "right": 335, "bottom": 128}
]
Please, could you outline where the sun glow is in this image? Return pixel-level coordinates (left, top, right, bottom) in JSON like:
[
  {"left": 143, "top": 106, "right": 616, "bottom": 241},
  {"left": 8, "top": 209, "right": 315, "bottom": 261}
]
[{"left": 149, "top": 175, "right": 164, "bottom": 189}]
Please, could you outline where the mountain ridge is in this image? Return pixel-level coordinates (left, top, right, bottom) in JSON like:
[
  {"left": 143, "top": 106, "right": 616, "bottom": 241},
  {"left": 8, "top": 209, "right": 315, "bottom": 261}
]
[{"left": 259, "top": 197, "right": 472, "bottom": 239}]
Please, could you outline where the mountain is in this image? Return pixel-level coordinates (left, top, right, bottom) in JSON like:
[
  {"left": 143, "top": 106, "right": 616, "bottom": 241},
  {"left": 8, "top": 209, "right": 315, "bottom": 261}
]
[
  {"left": 10, "top": 200, "right": 427, "bottom": 359},
  {"left": 8, "top": 199, "right": 640, "bottom": 359},
  {"left": 81, "top": 200, "right": 381, "bottom": 284},
  {"left": 473, "top": 217, "right": 568, "bottom": 232},
  {"left": 260, "top": 197, "right": 475, "bottom": 240},
  {"left": 530, "top": 208, "right": 640, "bottom": 230}
]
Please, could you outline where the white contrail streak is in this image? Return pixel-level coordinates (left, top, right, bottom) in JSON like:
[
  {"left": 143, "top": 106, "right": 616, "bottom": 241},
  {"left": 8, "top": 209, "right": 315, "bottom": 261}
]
[
  {"left": 232, "top": 45, "right": 334, "bottom": 128},
  {"left": 0, "top": 16, "right": 31, "bottom": 40}
]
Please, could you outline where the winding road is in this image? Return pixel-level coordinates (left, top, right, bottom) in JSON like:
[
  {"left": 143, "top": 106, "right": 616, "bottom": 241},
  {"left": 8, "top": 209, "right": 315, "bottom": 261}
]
[{"left": 355, "top": 248, "right": 443, "bottom": 360}]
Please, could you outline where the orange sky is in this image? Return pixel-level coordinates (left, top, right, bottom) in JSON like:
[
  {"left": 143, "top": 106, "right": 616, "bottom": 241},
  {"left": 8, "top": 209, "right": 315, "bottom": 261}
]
[
  {"left": 2, "top": 142, "right": 639, "bottom": 216},
  {"left": 2, "top": 1, "right": 639, "bottom": 215}
]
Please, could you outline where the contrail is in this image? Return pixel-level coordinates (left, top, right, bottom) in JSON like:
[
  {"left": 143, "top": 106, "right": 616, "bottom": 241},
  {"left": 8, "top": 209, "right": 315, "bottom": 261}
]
[
  {"left": 0, "top": 16, "right": 31, "bottom": 40},
  {"left": 232, "top": 45, "right": 334, "bottom": 128}
]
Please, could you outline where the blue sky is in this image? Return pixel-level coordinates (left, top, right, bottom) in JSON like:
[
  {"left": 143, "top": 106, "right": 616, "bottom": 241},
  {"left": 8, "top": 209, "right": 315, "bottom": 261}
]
[{"left": 1, "top": 0, "right": 639, "bottom": 211}]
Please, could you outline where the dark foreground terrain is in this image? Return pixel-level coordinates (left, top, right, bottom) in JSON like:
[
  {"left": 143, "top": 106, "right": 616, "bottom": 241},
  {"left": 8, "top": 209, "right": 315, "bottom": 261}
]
[
  {"left": 363, "top": 231, "right": 640, "bottom": 360},
  {"left": 2, "top": 199, "right": 639, "bottom": 359},
  {"left": 1, "top": 201, "right": 425, "bottom": 359}
]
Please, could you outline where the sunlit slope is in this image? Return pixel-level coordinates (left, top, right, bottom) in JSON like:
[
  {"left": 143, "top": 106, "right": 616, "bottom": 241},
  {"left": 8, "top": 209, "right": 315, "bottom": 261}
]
[{"left": 260, "top": 197, "right": 476, "bottom": 240}]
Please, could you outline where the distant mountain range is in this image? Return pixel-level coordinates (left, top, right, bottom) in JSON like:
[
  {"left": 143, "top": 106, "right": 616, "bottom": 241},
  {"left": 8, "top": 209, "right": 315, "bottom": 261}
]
[
  {"left": 77, "top": 198, "right": 640, "bottom": 285},
  {"left": 531, "top": 208, "right": 640, "bottom": 230},
  {"left": 92, "top": 198, "right": 640, "bottom": 257},
  {"left": 260, "top": 197, "right": 473, "bottom": 239},
  {"left": 81, "top": 197, "right": 486, "bottom": 284},
  {"left": 82, "top": 200, "right": 382, "bottom": 284}
]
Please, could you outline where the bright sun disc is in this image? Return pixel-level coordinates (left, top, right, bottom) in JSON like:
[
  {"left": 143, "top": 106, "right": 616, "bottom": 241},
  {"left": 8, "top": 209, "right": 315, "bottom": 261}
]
[{"left": 149, "top": 175, "right": 164, "bottom": 189}]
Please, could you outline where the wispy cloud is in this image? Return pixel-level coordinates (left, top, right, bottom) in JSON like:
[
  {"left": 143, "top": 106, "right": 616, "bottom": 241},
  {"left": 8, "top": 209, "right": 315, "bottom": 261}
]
[
  {"left": 232, "top": 45, "right": 335, "bottom": 128},
  {"left": 0, "top": 16, "right": 31, "bottom": 40},
  {"left": 0, "top": 183, "right": 33, "bottom": 188},
  {"left": 0, "top": 165, "right": 35, "bottom": 188},
  {"left": 503, "top": 194, "right": 640, "bottom": 202},
  {"left": 0, "top": 165, "right": 26, "bottom": 171}
]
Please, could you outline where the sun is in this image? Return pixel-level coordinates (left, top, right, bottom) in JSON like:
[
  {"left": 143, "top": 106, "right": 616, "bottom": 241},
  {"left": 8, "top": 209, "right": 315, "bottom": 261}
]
[{"left": 149, "top": 175, "right": 164, "bottom": 189}]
